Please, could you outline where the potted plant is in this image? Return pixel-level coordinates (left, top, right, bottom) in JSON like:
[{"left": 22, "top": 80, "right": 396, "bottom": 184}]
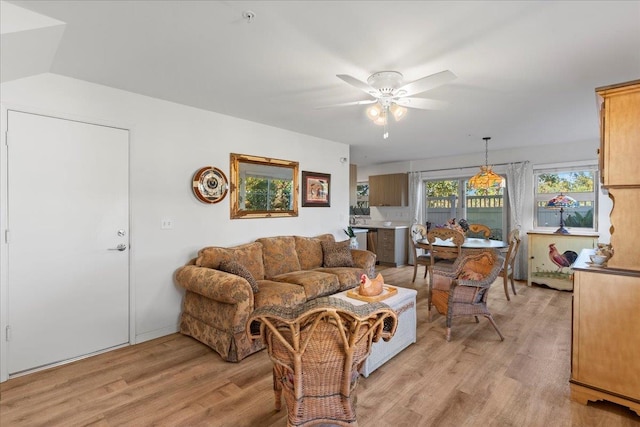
[{"left": 344, "top": 226, "right": 358, "bottom": 249}]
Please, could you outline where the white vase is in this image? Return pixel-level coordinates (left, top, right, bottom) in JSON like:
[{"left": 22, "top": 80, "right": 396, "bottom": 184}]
[{"left": 349, "top": 236, "right": 358, "bottom": 249}]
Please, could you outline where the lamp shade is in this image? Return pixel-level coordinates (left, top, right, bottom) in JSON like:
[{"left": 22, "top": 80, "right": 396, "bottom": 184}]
[
  {"left": 468, "top": 165, "right": 504, "bottom": 190},
  {"left": 545, "top": 193, "right": 578, "bottom": 209}
]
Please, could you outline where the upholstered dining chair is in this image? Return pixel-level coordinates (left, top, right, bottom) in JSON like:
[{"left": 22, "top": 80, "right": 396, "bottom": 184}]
[
  {"left": 247, "top": 297, "right": 397, "bottom": 427},
  {"left": 430, "top": 250, "right": 505, "bottom": 341},
  {"left": 500, "top": 229, "right": 521, "bottom": 301},
  {"left": 466, "top": 223, "right": 491, "bottom": 238},
  {"left": 410, "top": 223, "right": 430, "bottom": 282}
]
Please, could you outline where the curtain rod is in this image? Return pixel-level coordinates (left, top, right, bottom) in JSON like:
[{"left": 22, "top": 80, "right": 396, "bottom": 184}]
[{"left": 417, "top": 160, "right": 528, "bottom": 174}]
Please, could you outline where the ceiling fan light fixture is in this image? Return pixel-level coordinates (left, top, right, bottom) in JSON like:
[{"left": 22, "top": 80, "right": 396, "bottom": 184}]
[
  {"left": 390, "top": 103, "right": 407, "bottom": 121},
  {"left": 366, "top": 103, "right": 382, "bottom": 120}
]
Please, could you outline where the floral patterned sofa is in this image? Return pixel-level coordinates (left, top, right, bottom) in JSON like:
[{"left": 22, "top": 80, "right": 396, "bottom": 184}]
[{"left": 174, "top": 234, "right": 376, "bottom": 362}]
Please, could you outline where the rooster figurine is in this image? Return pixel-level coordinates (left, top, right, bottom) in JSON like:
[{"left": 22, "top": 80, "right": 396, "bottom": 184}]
[
  {"left": 359, "top": 273, "right": 384, "bottom": 296},
  {"left": 548, "top": 243, "right": 578, "bottom": 271}
]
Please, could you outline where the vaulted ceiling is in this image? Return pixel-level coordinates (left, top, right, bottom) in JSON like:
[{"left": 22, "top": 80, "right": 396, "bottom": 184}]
[{"left": 2, "top": 1, "right": 639, "bottom": 166}]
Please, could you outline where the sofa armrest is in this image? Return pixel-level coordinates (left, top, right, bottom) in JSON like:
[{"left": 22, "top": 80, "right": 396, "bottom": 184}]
[
  {"left": 175, "top": 265, "right": 254, "bottom": 306},
  {"left": 350, "top": 249, "right": 376, "bottom": 278}
]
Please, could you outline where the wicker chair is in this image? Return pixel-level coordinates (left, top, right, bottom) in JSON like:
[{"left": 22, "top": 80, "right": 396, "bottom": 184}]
[
  {"left": 430, "top": 250, "right": 505, "bottom": 342},
  {"left": 410, "top": 224, "right": 430, "bottom": 282},
  {"left": 247, "top": 297, "right": 397, "bottom": 427},
  {"left": 426, "top": 228, "right": 465, "bottom": 313},
  {"left": 500, "top": 229, "right": 521, "bottom": 301}
]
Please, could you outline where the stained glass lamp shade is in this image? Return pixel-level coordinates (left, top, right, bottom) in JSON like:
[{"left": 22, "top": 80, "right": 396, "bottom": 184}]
[
  {"left": 469, "top": 137, "right": 505, "bottom": 190},
  {"left": 545, "top": 193, "right": 579, "bottom": 234}
]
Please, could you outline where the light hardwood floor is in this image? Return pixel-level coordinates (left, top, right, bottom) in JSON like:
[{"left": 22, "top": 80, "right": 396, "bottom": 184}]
[{"left": 1, "top": 265, "right": 639, "bottom": 426}]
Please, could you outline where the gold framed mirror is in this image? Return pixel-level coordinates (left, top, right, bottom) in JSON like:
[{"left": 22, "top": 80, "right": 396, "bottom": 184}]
[{"left": 230, "top": 153, "right": 299, "bottom": 219}]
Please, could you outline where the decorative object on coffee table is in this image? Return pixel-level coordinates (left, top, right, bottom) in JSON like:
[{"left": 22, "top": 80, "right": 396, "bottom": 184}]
[{"left": 358, "top": 272, "right": 384, "bottom": 296}]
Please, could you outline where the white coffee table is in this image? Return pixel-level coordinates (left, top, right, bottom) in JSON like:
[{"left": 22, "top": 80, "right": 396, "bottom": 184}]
[{"left": 332, "top": 285, "right": 417, "bottom": 377}]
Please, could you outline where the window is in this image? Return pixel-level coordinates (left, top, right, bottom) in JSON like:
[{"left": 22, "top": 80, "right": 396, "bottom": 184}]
[
  {"left": 533, "top": 166, "right": 598, "bottom": 231},
  {"left": 424, "top": 177, "right": 507, "bottom": 240}
]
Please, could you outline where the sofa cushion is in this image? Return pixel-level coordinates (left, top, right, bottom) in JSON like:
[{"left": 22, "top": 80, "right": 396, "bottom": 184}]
[
  {"left": 254, "top": 280, "right": 307, "bottom": 308},
  {"left": 315, "top": 267, "right": 364, "bottom": 291},
  {"left": 219, "top": 260, "right": 259, "bottom": 293},
  {"left": 294, "top": 234, "right": 334, "bottom": 270},
  {"left": 196, "top": 242, "right": 265, "bottom": 280},
  {"left": 271, "top": 270, "right": 341, "bottom": 300},
  {"left": 257, "top": 236, "right": 301, "bottom": 278},
  {"left": 321, "top": 240, "right": 354, "bottom": 268}
]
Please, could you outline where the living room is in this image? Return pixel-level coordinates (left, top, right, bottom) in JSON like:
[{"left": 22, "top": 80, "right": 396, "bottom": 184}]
[{"left": 1, "top": 1, "right": 639, "bottom": 425}]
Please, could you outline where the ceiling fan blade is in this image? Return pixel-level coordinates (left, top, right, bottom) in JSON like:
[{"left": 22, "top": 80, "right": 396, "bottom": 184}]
[
  {"left": 316, "top": 99, "right": 377, "bottom": 109},
  {"left": 394, "top": 97, "right": 448, "bottom": 110},
  {"left": 397, "top": 70, "right": 456, "bottom": 97},
  {"left": 336, "top": 74, "right": 379, "bottom": 96}
]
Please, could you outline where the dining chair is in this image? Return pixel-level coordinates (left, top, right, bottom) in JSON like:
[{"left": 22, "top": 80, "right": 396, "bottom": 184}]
[
  {"left": 247, "top": 297, "right": 397, "bottom": 427},
  {"left": 500, "top": 229, "right": 521, "bottom": 301},
  {"left": 426, "top": 228, "right": 465, "bottom": 313},
  {"left": 430, "top": 250, "right": 505, "bottom": 341},
  {"left": 466, "top": 223, "right": 491, "bottom": 238},
  {"left": 410, "top": 224, "right": 430, "bottom": 282}
]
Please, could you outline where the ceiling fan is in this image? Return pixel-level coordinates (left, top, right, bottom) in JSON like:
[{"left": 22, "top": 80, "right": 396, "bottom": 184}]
[{"left": 329, "top": 70, "right": 456, "bottom": 139}]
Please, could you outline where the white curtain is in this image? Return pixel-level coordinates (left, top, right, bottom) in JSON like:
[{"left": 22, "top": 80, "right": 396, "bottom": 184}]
[
  {"left": 506, "top": 161, "right": 529, "bottom": 280},
  {"left": 408, "top": 171, "right": 423, "bottom": 264}
]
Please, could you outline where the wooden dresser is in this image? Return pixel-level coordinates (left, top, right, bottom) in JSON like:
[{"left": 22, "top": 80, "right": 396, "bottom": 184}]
[
  {"left": 569, "top": 80, "right": 640, "bottom": 414},
  {"left": 571, "top": 251, "right": 640, "bottom": 416}
]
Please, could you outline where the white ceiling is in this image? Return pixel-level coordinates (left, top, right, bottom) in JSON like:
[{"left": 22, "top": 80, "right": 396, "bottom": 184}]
[{"left": 3, "top": 1, "right": 640, "bottom": 166}]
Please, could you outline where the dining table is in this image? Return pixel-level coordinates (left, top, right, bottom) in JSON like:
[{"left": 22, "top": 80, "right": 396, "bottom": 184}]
[{"left": 417, "top": 237, "right": 508, "bottom": 253}]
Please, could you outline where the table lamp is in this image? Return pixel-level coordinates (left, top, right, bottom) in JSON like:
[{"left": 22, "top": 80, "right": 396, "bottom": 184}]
[{"left": 545, "top": 193, "right": 579, "bottom": 234}]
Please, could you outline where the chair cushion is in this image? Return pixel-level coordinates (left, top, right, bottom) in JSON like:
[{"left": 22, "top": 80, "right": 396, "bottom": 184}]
[
  {"left": 315, "top": 267, "right": 364, "bottom": 291},
  {"left": 218, "top": 260, "right": 259, "bottom": 293},
  {"left": 321, "top": 240, "right": 354, "bottom": 267}
]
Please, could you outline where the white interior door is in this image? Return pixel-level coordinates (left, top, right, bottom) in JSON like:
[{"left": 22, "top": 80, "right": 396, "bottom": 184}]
[{"left": 6, "top": 110, "right": 129, "bottom": 375}]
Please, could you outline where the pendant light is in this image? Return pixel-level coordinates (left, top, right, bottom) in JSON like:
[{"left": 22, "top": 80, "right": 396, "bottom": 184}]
[{"left": 468, "top": 137, "right": 504, "bottom": 190}]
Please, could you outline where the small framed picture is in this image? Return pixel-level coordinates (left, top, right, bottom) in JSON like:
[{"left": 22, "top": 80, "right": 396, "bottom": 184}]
[{"left": 301, "top": 171, "right": 331, "bottom": 207}]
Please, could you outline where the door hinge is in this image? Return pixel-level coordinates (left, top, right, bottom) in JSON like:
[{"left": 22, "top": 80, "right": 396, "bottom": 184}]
[
  {"left": 5, "top": 325, "right": 11, "bottom": 342},
  {"left": 4, "top": 229, "right": 9, "bottom": 244},
  {"left": 5, "top": 130, "right": 8, "bottom": 146}
]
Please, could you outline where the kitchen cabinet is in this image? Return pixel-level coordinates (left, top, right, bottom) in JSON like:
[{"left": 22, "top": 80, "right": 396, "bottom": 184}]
[
  {"left": 571, "top": 250, "right": 640, "bottom": 416},
  {"left": 368, "top": 173, "right": 408, "bottom": 206},
  {"left": 527, "top": 231, "right": 598, "bottom": 291},
  {"left": 595, "top": 80, "right": 640, "bottom": 271},
  {"left": 376, "top": 228, "right": 408, "bottom": 266}
]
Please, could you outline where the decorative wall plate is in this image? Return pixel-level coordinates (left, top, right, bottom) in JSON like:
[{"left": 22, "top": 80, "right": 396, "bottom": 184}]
[{"left": 192, "top": 166, "right": 228, "bottom": 204}]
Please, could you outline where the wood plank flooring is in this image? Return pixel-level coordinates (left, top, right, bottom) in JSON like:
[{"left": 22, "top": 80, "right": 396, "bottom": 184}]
[{"left": 1, "top": 265, "right": 639, "bottom": 426}]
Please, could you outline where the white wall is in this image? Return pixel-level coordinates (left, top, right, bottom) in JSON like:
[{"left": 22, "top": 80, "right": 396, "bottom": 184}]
[{"left": 0, "top": 73, "right": 351, "bottom": 349}]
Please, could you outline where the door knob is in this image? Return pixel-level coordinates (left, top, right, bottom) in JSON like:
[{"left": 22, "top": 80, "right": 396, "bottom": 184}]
[{"left": 108, "top": 244, "right": 127, "bottom": 251}]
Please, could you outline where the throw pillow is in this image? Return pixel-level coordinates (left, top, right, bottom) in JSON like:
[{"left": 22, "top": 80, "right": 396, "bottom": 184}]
[
  {"left": 218, "top": 260, "right": 260, "bottom": 293},
  {"left": 321, "top": 240, "right": 354, "bottom": 268}
]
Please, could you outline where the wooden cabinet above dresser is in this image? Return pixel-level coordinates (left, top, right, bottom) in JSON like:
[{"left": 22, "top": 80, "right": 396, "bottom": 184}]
[
  {"left": 597, "top": 80, "right": 640, "bottom": 187},
  {"left": 595, "top": 80, "right": 640, "bottom": 271}
]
